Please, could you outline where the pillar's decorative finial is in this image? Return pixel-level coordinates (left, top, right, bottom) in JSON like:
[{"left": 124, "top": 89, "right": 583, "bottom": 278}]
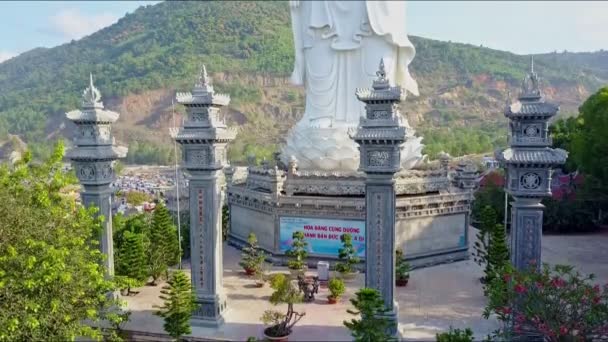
[
  {"left": 377, "top": 58, "right": 386, "bottom": 80},
  {"left": 199, "top": 64, "right": 209, "bottom": 86},
  {"left": 82, "top": 73, "right": 102, "bottom": 108},
  {"left": 530, "top": 57, "right": 536, "bottom": 72}
]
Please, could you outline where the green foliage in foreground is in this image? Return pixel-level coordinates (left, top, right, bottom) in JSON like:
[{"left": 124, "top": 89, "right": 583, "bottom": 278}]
[
  {"left": 436, "top": 326, "right": 474, "bottom": 342},
  {"left": 484, "top": 263, "right": 608, "bottom": 341},
  {"left": 344, "top": 288, "right": 396, "bottom": 342},
  {"left": 0, "top": 141, "right": 128, "bottom": 341}
]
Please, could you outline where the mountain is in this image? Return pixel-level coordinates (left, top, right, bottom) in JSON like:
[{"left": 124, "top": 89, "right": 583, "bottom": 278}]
[{"left": 0, "top": 1, "right": 606, "bottom": 163}]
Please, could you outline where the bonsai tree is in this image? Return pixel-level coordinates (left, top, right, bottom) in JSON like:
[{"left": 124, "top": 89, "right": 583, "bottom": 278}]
[
  {"left": 395, "top": 249, "right": 411, "bottom": 287},
  {"left": 328, "top": 278, "right": 346, "bottom": 304},
  {"left": 344, "top": 288, "right": 396, "bottom": 342},
  {"left": 336, "top": 234, "right": 360, "bottom": 275},
  {"left": 436, "top": 326, "right": 474, "bottom": 342},
  {"left": 260, "top": 274, "right": 306, "bottom": 339},
  {"left": 286, "top": 231, "right": 308, "bottom": 271},
  {"left": 154, "top": 270, "right": 198, "bottom": 341},
  {"left": 239, "top": 232, "right": 266, "bottom": 275}
]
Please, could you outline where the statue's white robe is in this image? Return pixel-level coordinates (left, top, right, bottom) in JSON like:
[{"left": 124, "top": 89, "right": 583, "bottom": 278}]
[
  {"left": 290, "top": 1, "right": 418, "bottom": 126},
  {"left": 283, "top": 1, "right": 424, "bottom": 171}
]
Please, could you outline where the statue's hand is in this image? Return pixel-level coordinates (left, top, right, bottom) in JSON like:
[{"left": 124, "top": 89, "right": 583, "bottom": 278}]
[
  {"left": 290, "top": 66, "right": 304, "bottom": 86},
  {"left": 289, "top": 0, "right": 300, "bottom": 9}
]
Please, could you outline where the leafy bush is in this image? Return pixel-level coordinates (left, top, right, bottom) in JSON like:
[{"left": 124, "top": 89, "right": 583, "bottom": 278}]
[
  {"left": 328, "top": 278, "right": 346, "bottom": 300},
  {"left": 436, "top": 326, "right": 474, "bottom": 342},
  {"left": 484, "top": 263, "right": 608, "bottom": 341},
  {"left": 336, "top": 234, "right": 360, "bottom": 274},
  {"left": 395, "top": 249, "right": 411, "bottom": 281}
]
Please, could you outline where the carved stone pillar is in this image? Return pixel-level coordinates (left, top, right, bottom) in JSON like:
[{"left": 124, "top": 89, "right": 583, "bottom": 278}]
[
  {"left": 175, "top": 65, "right": 236, "bottom": 326},
  {"left": 350, "top": 59, "right": 409, "bottom": 337},
  {"left": 496, "top": 59, "right": 567, "bottom": 273},
  {"left": 66, "top": 74, "right": 127, "bottom": 277}
]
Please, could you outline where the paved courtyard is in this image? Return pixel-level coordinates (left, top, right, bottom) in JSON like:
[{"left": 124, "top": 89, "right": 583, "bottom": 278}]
[{"left": 122, "top": 227, "right": 608, "bottom": 341}]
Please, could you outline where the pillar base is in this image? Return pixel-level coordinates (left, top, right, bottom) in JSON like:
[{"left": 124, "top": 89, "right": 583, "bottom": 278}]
[
  {"left": 191, "top": 294, "right": 227, "bottom": 328},
  {"left": 382, "top": 301, "right": 399, "bottom": 338}
]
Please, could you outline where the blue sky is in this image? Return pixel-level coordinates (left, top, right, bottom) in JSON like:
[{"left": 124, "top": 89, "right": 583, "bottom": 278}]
[{"left": 0, "top": 1, "right": 606, "bottom": 63}]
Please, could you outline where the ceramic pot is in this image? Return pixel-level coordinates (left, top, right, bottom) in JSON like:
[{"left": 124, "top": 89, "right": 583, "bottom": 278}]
[
  {"left": 328, "top": 296, "right": 338, "bottom": 304},
  {"left": 396, "top": 277, "right": 409, "bottom": 287},
  {"left": 264, "top": 327, "right": 290, "bottom": 342}
]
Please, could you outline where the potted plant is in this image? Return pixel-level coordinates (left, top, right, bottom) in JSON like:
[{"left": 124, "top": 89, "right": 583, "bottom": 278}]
[
  {"left": 327, "top": 278, "right": 346, "bottom": 304},
  {"left": 239, "top": 232, "right": 265, "bottom": 276},
  {"left": 395, "top": 249, "right": 410, "bottom": 287},
  {"left": 261, "top": 274, "right": 306, "bottom": 341},
  {"left": 286, "top": 231, "right": 308, "bottom": 276},
  {"left": 335, "top": 234, "right": 360, "bottom": 280}
]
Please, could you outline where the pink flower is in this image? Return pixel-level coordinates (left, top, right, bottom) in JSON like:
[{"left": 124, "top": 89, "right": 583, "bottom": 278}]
[
  {"left": 560, "top": 326, "right": 569, "bottom": 335},
  {"left": 593, "top": 284, "right": 601, "bottom": 293},
  {"left": 503, "top": 273, "right": 511, "bottom": 282},
  {"left": 514, "top": 324, "right": 522, "bottom": 333},
  {"left": 515, "top": 313, "right": 526, "bottom": 323},
  {"left": 498, "top": 306, "right": 512, "bottom": 315},
  {"left": 514, "top": 283, "right": 527, "bottom": 294},
  {"left": 593, "top": 296, "right": 601, "bottom": 304},
  {"left": 535, "top": 281, "right": 544, "bottom": 290},
  {"left": 551, "top": 277, "right": 566, "bottom": 288}
]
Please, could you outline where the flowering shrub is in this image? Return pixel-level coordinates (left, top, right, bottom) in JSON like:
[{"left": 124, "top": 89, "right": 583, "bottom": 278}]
[{"left": 484, "top": 263, "right": 608, "bottom": 341}]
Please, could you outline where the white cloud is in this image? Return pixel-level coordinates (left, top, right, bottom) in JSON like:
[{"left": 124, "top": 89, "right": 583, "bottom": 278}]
[
  {"left": 46, "top": 8, "right": 119, "bottom": 40},
  {"left": 0, "top": 51, "right": 16, "bottom": 63}
]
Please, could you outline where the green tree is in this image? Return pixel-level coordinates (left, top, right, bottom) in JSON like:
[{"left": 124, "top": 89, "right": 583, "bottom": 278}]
[
  {"left": 116, "top": 231, "right": 148, "bottom": 295},
  {"left": 149, "top": 203, "right": 180, "bottom": 283},
  {"left": 154, "top": 270, "right": 197, "bottom": 341},
  {"left": 549, "top": 116, "right": 582, "bottom": 172},
  {"left": 484, "top": 223, "right": 509, "bottom": 293},
  {"left": 473, "top": 205, "right": 497, "bottom": 282},
  {"left": 343, "top": 288, "right": 396, "bottom": 342},
  {"left": 125, "top": 191, "right": 152, "bottom": 206},
  {"left": 572, "top": 87, "right": 608, "bottom": 218},
  {"left": 0, "top": 141, "right": 128, "bottom": 341}
]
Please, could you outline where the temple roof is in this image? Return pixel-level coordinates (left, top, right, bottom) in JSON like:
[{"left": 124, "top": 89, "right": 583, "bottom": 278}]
[
  {"left": 350, "top": 127, "right": 406, "bottom": 141},
  {"left": 497, "top": 147, "right": 568, "bottom": 165},
  {"left": 176, "top": 64, "right": 230, "bottom": 106},
  {"left": 66, "top": 108, "right": 120, "bottom": 123},
  {"left": 65, "top": 145, "right": 127, "bottom": 160},
  {"left": 355, "top": 58, "right": 404, "bottom": 102},
  {"left": 506, "top": 101, "right": 559, "bottom": 117}
]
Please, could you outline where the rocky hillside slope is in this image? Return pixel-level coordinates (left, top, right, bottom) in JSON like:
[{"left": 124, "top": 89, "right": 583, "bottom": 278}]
[{"left": 0, "top": 1, "right": 606, "bottom": 163}]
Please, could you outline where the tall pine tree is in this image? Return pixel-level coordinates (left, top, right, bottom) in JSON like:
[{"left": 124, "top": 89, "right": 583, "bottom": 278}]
[
  {"left": 485, "top": 223, "right": 510, "bottom": 289},
  {"left": 149, "top": 203, "right": 179, "bottom": 284},
  {"left": 116, "top": 231, "right": 148, "bottom": 295},
  {"left": 473, "top": 205, "right": 497, "bottom": 282},
  {"left": 155, "top": 270, "right": 197, "bottom": 340}
]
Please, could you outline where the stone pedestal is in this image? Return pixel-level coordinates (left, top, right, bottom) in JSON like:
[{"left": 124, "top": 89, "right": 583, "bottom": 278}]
[
  {"left": 175, "top": 65, "right": 235, "bottom": 326},
  {"left": 365, "top": 175, "right": 398, "bottom": 334},
  {"left": 189, "top": 173, "right": 227, "bottom": 326},
  {"left": 509, "top": 198, "right": 543, "bottom": 271},
  {"left": 81, "top": 186, "right": 116, "bottom": 275}
]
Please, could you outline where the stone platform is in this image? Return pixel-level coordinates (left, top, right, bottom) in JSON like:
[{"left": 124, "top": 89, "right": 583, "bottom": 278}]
[
  {"left": 121, "top": 227, "right": 608, "bottom": 341},
  {"left": 226, "top": 159, "right": 475, "bottom": 268}
]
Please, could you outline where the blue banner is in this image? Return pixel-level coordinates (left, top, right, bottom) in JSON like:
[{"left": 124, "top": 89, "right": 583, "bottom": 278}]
[{"left": 279, "top": 216, "right": 366, "bottom": 257}]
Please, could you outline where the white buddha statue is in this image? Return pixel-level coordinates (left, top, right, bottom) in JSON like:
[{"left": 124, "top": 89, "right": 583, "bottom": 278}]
[{"left": 281, "top": 1, "right": 424, "bottom": 171}]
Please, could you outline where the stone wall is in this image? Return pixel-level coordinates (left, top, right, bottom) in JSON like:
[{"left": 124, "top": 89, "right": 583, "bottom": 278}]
[
  {"left": 396, "top": 213, "right": 467, "bottom": 259},
  {"left": 230, "top": 205, "right": 275, "bottom": 250}
]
